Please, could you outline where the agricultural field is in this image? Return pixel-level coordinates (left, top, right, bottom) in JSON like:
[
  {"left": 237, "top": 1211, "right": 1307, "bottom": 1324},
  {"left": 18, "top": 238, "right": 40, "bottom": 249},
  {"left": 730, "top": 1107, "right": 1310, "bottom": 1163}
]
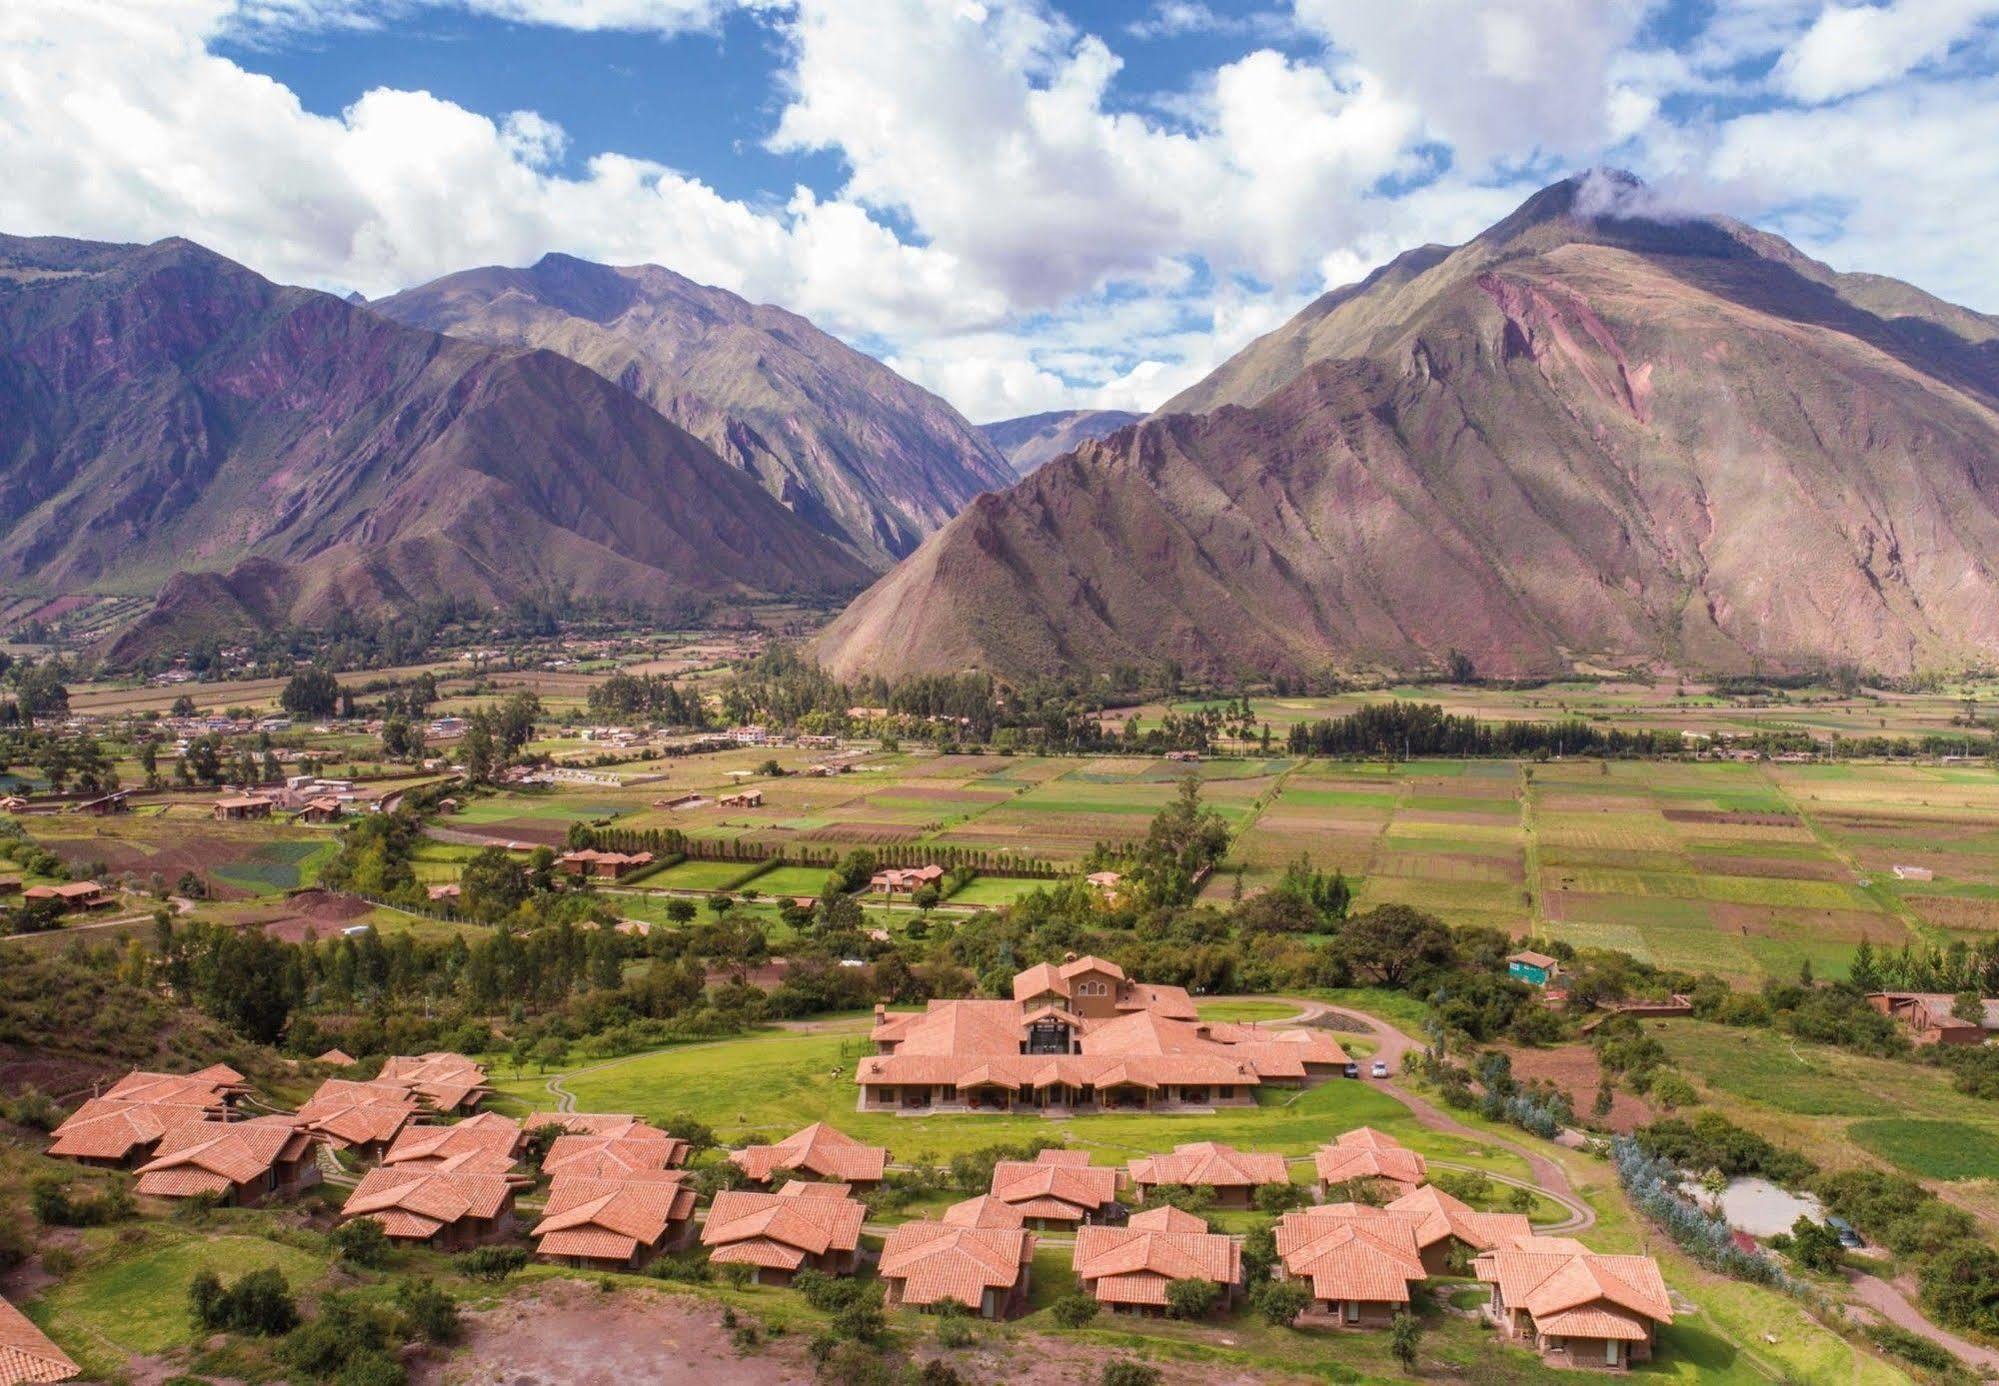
[{"left": 1224, "top": 757, "right": 1999, "bottom": 984}]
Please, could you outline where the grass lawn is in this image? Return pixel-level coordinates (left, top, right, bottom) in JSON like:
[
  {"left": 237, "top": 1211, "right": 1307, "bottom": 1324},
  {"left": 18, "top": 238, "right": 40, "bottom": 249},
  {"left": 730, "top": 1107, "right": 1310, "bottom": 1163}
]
[
  {"left": 646, "top": 858, "right": 769, "bottom": 891},
  {"left": 1194, "top": 1000, "right": 1303, "bottom": 1022},
  {"left": 491, "top": 1025, "right": 1541, "bottom": 1180},
  {"left": 1848, "top": 1118, "right": 1999, "bottom": 1181},
  {"left": 750, "top": 864, "right": 835, "bottom": 896},
  {"left": 31, "top": 1228, "right": 329, "bottom": 1372},
  {"left": 946, "top": 875, "right": 1048, "bottom": 907}
]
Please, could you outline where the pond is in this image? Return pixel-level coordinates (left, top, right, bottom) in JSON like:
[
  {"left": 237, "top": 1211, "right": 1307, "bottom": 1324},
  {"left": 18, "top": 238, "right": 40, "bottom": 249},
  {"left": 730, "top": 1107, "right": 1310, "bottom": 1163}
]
[{"left": 1712, "top": 1176, "right": 1823, "bottom": 1237}]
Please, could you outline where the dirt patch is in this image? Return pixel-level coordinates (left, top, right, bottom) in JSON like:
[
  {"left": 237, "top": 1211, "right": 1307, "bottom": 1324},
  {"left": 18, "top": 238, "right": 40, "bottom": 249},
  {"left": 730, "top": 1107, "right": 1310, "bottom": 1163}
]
[
  {"left": 257, "top": 890, "right": 375, "bottom": 943},
  {"left": 1908, "top": 895, "right": 1999, "bottom": 932},
  {"left": 799, "top": 821, "right": 923, "bottom": 844},
  {"left": 866, "top": 785, "right": 1012, "bottom": 806},
  {"left": 1698, "top": 856, "right": 1850, "bottom": 882},
  {"left": 914, "top": 1339, "right": 1317, "bottom": 1385},
  {"left": 482, "top": 818, "right": 576, "bottom": 847},
  {"left": 1499, "top": 1043, "right": 1652, "bottom": 1134},
  {"left": 415, "top": 1281, "right": 814, "bottom": 1385},
  {"left": 1707, "top": 904, "right": 1898, "bottom": 941},
  {"left": 0, "top": 1047, "right": 109, "bottom": 1102},
  {"left": 1661, "top": 809, "right": 1800, "bottom": 827}
]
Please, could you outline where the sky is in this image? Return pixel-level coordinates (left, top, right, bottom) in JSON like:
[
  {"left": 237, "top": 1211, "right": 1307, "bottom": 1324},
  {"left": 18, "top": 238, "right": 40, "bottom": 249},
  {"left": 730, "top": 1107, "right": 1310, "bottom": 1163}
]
[{"left": 4, "top": 1, "right": 1998, "bottom": 422}]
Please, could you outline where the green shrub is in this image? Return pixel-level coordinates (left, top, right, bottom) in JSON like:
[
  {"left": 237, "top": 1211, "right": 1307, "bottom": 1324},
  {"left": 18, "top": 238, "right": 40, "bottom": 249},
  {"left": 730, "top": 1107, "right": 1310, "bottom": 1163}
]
[
  {"left": 190, "top": 1267, "right": 298, "bottom": 1336},
  {"left": 456, "top": 1245, "right": 529, "bottom": 1282},
  {"left": 1164, "top": 1278, "right": 1219, "bottom": 1319},
  {"left": 1049, "top": 1293, "right": 1099, "bottom": 1328},
  {"left": 1101, "top": 1363, "right": 1162, "bottom": 1386},
  {"left": 1249, "top": 1279, "right": 1309, "bottom": 1326}
]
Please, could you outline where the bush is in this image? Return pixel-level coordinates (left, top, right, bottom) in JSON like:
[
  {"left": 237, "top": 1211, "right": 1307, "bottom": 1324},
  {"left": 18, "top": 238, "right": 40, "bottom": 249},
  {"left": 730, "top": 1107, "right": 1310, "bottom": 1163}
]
[
  {"left": 1863, "top": 1320, "right": 1967, "bottom": 1375},
  {"left": 395, "top": 1279, "right": 459, "bottom": 1344},
  {"left": 190, "top": 1267, "right": 298, "bottom": 1336},
  {"left": 456, "top": 1245, "right": 529, "bottom": 1282},
  {"left": 1252, "top": 1181, "right": 1309, "bottom": 1214},
  {"left": 1249, "top": 1279, "right": 1309, "bottom": 1326},
  {"left": 30, "top": 1175, "right": 132, "bottom": 1227},
  {"left": 1390, "top": 1311, "right": 1420, "bottom": 1369},
  {"left": 332, "top": 1217, "right": 392, "bottom": 1268},
  {"left": 1164, "top": 1278, "right": 1220, "bottom": 1320},
  {"left": 1101, "top": 1363, "right": 1162, "bottom": 1386},
  {"left": 1050, "top": 1293, "right": 1099, "bottom": 1328},
  {"left": 934, "top": 1299, "right": 974, "bottom": 1349}
]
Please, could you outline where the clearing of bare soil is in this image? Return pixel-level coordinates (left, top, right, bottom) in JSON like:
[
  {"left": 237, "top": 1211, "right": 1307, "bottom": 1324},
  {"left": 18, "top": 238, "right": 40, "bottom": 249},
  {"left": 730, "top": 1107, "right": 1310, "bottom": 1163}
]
[
  {"left": 416, "top": 1281, "right": 815, "bottom": 1385},
  {"left": 1498, "top": 1043, "right": 1652, "bottom": 1133},
  {"left": 254, "top": 889, "right": 374, "bottom": 943},
  {"left": 421, "top": 1280, "right": 1313, "bottom": 1386}
]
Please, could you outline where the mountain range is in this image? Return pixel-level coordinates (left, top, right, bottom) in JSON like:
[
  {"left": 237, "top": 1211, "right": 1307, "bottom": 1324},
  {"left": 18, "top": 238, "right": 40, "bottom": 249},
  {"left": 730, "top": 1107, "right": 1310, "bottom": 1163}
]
[
  {"left": 0, "top": 234, "right": 871, "bottom": 655},
  {"left": 815, "top": 173, "right": 1999, "bottom": 681},
  {"left": 373, "top": 254, "right": 1012, "bottom": 568},
  {"left": 980, "top": 409, "right": 1143, "bottom": 476}
]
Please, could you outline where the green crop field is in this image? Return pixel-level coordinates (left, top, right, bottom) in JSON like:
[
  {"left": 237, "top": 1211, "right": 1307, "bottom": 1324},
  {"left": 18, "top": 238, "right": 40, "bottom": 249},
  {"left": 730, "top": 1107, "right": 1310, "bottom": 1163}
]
[{"left": 1848, "top": 1119, "right": 1999, "bottom": 1181}]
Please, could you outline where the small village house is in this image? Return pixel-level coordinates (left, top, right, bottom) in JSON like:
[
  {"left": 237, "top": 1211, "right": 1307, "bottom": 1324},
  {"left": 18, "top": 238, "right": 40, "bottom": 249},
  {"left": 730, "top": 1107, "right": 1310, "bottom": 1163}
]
[
  {"left": 1385, "top": 1184, "right": 1533, "bottom": 1274},
  {"left": 1273, "top": 1204, "right": 1429, "bottom": 1326},
  {"left": 23, "top": 881, "right": 114, "bottom": 912},
  {"left": 295, "top": 1078, "right": 423, "bottom": 1159},
  {"left": 1315, "top": 1127, "right": 1429, "bottom": 1200},
  {"left": 342, "top": 1166, "right": 517, "bottom": 1250},
  {"left": 134, "top": 1117, "right": 320, "bottom": 1207},
  {"left": 380, "top": 1112, "right": 523, "bottom": 1176},
  {"left": 988, "top": 1150, "right": 1120, "bottom": 1229},
  {"left": 879, "top": 1220, "right": 1036, "bottom": 1319},
  {"left": 1071, "top": 1205, "right": 1242, "bottom": 1316},
  {"left": 718, "top": 789, "right": 765, "bottom": 809},
  {"left": 731, "top": 1123, "right": 887, "bottom": 1188},
  {"left": 532, "top": 1170, "right": 699, "bottom": 1271},
  {"left": 701, "top": 1183, "right": 867, "bottom": 1285},
  {"left": 1127, "top": 1141, "right": 1289, "bottom": 1209},
  {"left": 375, "top": 1053, "right": 493, "bottom": 1112},
  {"left": 1507, "top": 950, "right": 1562, "bottom": 987},
  {"left": 556, "top": 849, "right": 656, "bottom": 881},
  {"left": 1476, "top": 1236, "right": 1673, "bottom": 1370},
  {"left": 1866, "top": 991, "right": 1999, "bottom": 1045},
  {"left": 212, "top": 795, "right": 275, "bottom": 822}
]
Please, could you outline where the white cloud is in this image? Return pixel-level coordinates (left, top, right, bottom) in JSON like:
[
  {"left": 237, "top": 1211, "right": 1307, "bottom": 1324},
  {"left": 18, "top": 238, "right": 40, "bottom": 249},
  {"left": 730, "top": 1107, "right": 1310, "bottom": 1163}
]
[
  {"left": 226, "top": 0, "right": 738, "bottom": 37},
  {"left": 1772, "top": 0, "right": 1999, "bottom": 103},
  {"left": 1293, "top": 0, "right": 1657, "bottom": 165}
]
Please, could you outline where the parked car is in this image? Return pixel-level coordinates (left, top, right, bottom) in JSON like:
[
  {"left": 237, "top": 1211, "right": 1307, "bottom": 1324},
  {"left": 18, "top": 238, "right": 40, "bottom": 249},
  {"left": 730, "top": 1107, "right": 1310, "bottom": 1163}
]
[
  {"left": 1826, "top": 1216, "right": 1863, "bottom": 1248},
  {"left": 1342, "top": 1062, "right": 1360, "bottom": 1079},
  {"left": 1370, "top": 1060, "right": 1390, "bottom": 1078}
]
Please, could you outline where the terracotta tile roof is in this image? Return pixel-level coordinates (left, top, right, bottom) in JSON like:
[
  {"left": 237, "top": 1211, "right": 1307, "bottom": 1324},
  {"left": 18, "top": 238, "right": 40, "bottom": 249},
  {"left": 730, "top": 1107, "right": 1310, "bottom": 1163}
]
[
  {"left": 1060, "top": 955, "right": 1125, "bottom": 982},
  {"left": 375, "top": 1053, "right": 490, "bottom": 1109},
  {"left": 1315, "top": 1139, "right": 1428, "bottom": 1188},
  {"left": 1507, "top": 950, "right": 1560, "bottom": 970},
  {"left": 1126, "top": 1205, "right": 1209, "bottom": 1233},
  {"left": 1333, "top": 1127, "right": 1404, "bottom": 1151},
  {"left": 1011, "top": 962, "right": 1067, "bottom": 1002},
  {"left": 1533, "top": 1305, "right": 1654, "bottom": 1340},
  {"left": 731, "top": 1123, "right": 886, "bottom": 1184},
  {"left": 1384, "top": 1185, "right": 1532, "bottom": 1252},
  {"left": 47, "top": 1097, "right": 206, "bottom": 1162},
  {"left": 533, "top": 1170, "right": 696, "bottom": 1260},
  {"left": 879, "top": 1222, "right": 1033, "bottom": 1307},
  {"left": 989, "top": 1156, "right": 1117, "bottom": 1220},
  {"left": 343, "top": 1166, "right": 512, "bottom": 1239},
  {"left": 101, "top": 1067, "right": 242, "bottom": 1108},
  {"left": 382, "top": 1113, "right": 521, "bottom": 1171},
  {"left": 1072, "top": 1225, "right": 1240, "bottom": 1305},
  {"left": 135, "top": 1117, "right": 312, "bottom": 1198},
  {"left": 520, "top": 1112, "right": 672, "bottom": 1140},
  {"left": 315, "top": 1049, "right": 358, "bottom": 1066},
  {"left": 542, "top": 1133, "right": 689, "bottom": 1179},
  {"left": 1275, "top": 1206, "right": 1426, "bottom": 1303},
  {"left": 775, "top": 1180, "right": 855, "bottom": 1199},
  {"left": 1128, "top": 1142, "right": 1288, "bottom": 1190},
  {"left": 702, "top": 1186, "right": 866, "bottom": 1266},
  {"left": 295, "top": 1079, "right": 420, "bottom": 1148},
  {"left": 0, "top": 1295, "right": 78, "bottom": 1384},
  {"left": 1475, "top": 1239, "right": 1672, "bottom": 1331},
  {"left": 942, "top": 1196, "right": 1027, "bottom": 1229}
]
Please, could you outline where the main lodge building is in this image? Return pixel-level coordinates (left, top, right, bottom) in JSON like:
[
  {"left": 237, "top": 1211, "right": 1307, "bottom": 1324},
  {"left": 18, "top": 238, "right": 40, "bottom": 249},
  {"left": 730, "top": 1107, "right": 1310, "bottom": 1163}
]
[{"left": 857, "top": 955, "right": 1350, "bottom": 1114}]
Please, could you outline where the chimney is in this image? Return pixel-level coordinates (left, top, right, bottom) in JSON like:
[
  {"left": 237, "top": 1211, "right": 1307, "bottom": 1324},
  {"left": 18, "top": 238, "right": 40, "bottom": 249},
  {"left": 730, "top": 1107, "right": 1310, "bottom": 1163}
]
[{"left": 873, "top": 1003, "right": 886, "bottom": 1022}]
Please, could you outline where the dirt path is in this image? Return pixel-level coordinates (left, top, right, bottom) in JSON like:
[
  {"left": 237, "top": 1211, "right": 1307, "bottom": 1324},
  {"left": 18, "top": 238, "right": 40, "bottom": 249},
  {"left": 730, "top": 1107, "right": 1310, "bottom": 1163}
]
[{"left": 1847, "top": 1270, "right": 1999, "bottom": 1374}]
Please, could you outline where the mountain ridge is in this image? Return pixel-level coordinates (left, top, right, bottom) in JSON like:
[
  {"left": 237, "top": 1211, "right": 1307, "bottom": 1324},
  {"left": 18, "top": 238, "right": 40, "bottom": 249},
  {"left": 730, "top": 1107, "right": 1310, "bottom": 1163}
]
[
  {"left": 0, "top": 233, "right": 871, "bottom": 653},
  {"left": 372, "top": 253, "right": 1013, "bottom": 568},
  {"left": 816, "top": 174, "right": 1999, "bottom": 682},
  {"left": 980, "top": 408, "right": 1145, "bottom": 476}
]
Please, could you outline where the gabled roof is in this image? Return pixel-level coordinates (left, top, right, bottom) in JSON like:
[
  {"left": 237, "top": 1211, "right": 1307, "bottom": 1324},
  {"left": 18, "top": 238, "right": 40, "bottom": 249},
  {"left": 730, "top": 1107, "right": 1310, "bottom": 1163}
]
[
  {"left": 315, "top": 1049, "right": 358, "bottom": 1066},
  {"left": 1276, "top": 1211, "right": 1426, "bottom": 1304},
  {"left": 135, "top": 1117, "right": 312, "bottom": 1197},
  {"left": 702, "top": 1186, "right": 866, "bottom": 1266},
  {"left": 1072, "top": 1224, "right": 1240, "bottom": 1305},
  {"left": 1126, "top": 1205, "right": 1209, "bottom": 1233},
  {"left": 343, "top": 1166, "right": 513, "bottom": 1239},
  {"left": 295, "top": 1078, "right": 420, "bottom": 1147},
  {"left": 518, "top": 1112, "right": 666, "bottom": 1139},
  {"left": 731, "top": 1123, "right": 886, "bottom": 1183},
  {"left": 102, "top": 1066, "right": 244, "bottom": 1107},
  {"left": 542, "top": 1133, "right": 689, "bottom": 1179},
  {"left": 990, "top": 1155, "right": 1118, "bottom": 1218},
  {"left": 532, "top": 1170, "right": 696, "bottom": 1260},
  {"left": 1475, "top": 1238, "right": 1673, "bottom": 1332},
  {"left": 942, "top": 1195, "right": 1028, "bottom": 1229},
  {"left": 375, "top": 1053, "right": 490, "bottom": 1109},
  {"left": 47, "top": 1097, "right": 205, "bottom": 1161},
  {"left": 0, "top": 1295, "right": 79, "bottom": 1384},
  {"left": 1507, "top": 950, "right": 1560, "bottom": 969},
  {"left": 1128, "top": 1142, "right": 1288, "bottom": 1190},
  {"left": 1060, "top": 954, "right": 1126, "bottom": 982},
  {"left": 382, "top": 1112, "right": 521, "bottom": 1172},
  {"left": 879, "top": 1222, "right": 1033, "bottom": 1306},
  {"left": 1315, "top": 1135, "right": 1427, "bottom": 1188},
  {"left": 1385, "top": 1184, "right": 1532, "bottom": 1252}
]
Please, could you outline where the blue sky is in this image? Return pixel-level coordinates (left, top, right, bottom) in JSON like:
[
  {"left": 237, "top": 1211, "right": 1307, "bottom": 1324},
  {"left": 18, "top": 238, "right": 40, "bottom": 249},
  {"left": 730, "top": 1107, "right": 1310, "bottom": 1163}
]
[{"left": 6, "top": 1, "right": 1999, "bottom": 419}]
